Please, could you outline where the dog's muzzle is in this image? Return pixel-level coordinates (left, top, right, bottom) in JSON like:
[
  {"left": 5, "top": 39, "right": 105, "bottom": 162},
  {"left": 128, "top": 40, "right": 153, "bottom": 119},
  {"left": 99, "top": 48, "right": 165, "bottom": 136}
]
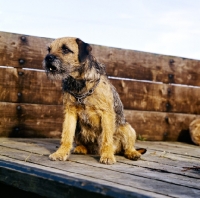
[{"left": 44, "top": 54, "right": 58, "bottom": 72}]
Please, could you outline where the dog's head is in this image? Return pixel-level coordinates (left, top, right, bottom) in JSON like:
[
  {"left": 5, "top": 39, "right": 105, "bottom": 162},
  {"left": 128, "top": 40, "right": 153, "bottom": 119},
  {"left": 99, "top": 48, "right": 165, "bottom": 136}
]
[{"left": 43, "top": 37, "right": 92, "bottom": 79}]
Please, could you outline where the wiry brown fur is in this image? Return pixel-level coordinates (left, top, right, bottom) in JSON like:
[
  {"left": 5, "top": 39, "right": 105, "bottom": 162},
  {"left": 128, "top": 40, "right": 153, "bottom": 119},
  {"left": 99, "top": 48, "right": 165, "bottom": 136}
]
[
  {"left": 189, "top": 119, "right": 200, "bottom": 146},
  {"left": 43, "top": 37, "right": 146, "bottom": 164}
]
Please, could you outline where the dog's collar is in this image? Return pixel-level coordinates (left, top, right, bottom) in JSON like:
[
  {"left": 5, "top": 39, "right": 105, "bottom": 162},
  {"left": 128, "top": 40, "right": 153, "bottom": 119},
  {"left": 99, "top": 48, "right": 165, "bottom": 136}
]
[{"left": 63, "top": 78, "right": 100, "bottom": 104}]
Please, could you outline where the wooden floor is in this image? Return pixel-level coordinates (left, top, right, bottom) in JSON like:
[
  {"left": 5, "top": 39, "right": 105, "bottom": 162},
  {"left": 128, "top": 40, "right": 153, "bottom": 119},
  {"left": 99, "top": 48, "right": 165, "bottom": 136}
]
[{"left": 0, "top": 138, "right": 199, "bottom": 198}]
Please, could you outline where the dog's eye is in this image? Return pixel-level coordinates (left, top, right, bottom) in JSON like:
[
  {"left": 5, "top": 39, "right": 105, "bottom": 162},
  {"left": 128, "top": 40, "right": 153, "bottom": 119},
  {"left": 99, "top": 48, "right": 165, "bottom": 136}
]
[
  {"left": 62, "top": 44, "right": 73, "bottom": 54},
  {"left": 47, "top": 47, "right": 51, "bottom": 53}
]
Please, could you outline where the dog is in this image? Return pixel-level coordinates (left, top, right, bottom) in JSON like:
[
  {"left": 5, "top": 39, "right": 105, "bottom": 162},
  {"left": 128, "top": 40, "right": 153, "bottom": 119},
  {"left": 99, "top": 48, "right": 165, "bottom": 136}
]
[
  {"left": 43, "top": 37, "right": 146, "bottom": 164},
  {"left": 189, "top": 119, "right": 200, "bottom": 146}
]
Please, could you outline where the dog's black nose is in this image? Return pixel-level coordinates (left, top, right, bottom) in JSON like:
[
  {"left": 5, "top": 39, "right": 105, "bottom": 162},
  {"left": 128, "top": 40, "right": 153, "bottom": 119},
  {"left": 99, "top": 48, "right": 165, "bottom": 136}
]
[{"left": 45, "top": 54, "right": 56, "bottom": 62}]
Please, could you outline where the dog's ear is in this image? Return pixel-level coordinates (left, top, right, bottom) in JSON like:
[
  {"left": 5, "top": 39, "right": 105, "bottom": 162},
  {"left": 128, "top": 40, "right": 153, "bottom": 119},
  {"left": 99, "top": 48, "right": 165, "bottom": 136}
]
[{"left": 76, "top": 38, "right": 92, "bottom": 62}]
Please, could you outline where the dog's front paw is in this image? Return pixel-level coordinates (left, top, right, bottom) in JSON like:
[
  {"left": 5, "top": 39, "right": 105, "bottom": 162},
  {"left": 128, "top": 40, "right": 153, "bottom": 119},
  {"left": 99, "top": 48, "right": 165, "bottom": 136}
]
[
  {"left": 124, "top": 150, "right": 141, "bottom": 161},
  {"left": 100, "top": 153, "right": 116, "bottom": 165},
  {"left": 49, "top": 151, "right": 69, "bottom": 161}
]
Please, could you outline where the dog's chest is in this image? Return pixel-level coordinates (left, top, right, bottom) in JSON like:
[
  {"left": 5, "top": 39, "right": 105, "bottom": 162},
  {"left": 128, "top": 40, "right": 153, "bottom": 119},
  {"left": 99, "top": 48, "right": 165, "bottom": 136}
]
[{"left": 78, "top": 108, "right": 101, "bottom": 129}]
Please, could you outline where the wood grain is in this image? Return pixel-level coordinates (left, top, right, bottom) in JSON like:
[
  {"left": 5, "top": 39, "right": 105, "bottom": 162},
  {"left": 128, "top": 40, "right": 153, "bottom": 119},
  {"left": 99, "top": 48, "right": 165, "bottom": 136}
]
[
  {"left": 93, "top": 46, "right": 200, "bottom": 86},
  {"left": 0, "top": 156, "right": 166, "bottom": 198},
  {"left": 0, "top": 31, "right": 52, "bottom": 69},
  {"left": 0, "top": 67, "right": 63, "bottom": 105},
  {"left": 111, "top": 78, "right": 200, "bottom": 114},
  {"left": 136, "top": 141, "right": 200, "bottom": 158},
  {"left": 0, "top": 102, "right": 62, "bottom": 137},
  {"left": 125, "top": 110, "right": 198, "bottom": 141},
  {"left": 0, "top": 138, "right": 200, "bottom": 198},
  {"left": 1, "top": 31, "right": 200, "bottom": 86},
  {"left": 1, "top": 31, "right": 200, "bottom": 140},
  {"left": 1, "top": 67, "right": 200, "bottom": 114},
  {"left": 0, "top": 102, "right": 198, "bottom": 141}
]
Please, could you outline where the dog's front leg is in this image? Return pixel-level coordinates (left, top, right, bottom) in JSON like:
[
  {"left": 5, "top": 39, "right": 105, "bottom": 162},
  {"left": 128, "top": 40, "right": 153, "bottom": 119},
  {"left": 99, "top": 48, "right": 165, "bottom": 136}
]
[
  {"left": 99, "top": 112, "right": 116, "bottom": 165},
  {"left": 49, "top": 110, "right": 77, "bottom": 161}
]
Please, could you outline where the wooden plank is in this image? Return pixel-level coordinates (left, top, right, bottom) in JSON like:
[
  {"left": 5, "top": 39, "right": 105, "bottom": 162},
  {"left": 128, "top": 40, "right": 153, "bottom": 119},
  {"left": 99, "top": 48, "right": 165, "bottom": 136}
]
[
  {"left": 1, "top": 31, "right": 200, "bottom": 86},
  {"left": 0, "top": 102, "right": 19, "bottom": 136},
  {"left": 2, "top": 138, "right": 198, "bottom": 168},
  {"left": 111, "top": 78, "right": 200, "bottom": 114},
  {"left": 0, "top": 150, "right": 198, "bottom": 198},
  {"left": 0, "top": 102, "right": 199, "bottom": 141},
  {"left": 0, "top": 156, "right": 166, "bottom": 198},
  {"left": 93, "top": 45, "right": 200, "bottom": 86},
  {"left": 0, "top": 67, "right": 62, "bottom": 105},
  {"left": 135, "top": 149, "right": 200, "bottom": 168},
  {"left": 136, "top": 141, "right": 200, "bottom": 158},
  {"left": 1, "top": 139, "right": 199, "bottom": 180},
  {"left": 124, "top": 110, "right": 199, "bottom": 141},
  {"left": 0, "top": 31, "right": 52, "bottom": 69},
  {"left": 67, "top": 155, "right": 200, "bottom": 184},
  {"left": 0, "top": 102, "right": 62, "bottom": 137},
  {"left": 0, "top": 139, "right": 200, "bottom": 197},
  {"left": 1, "top": 67, "right": 200, "bottom": 114},
  {"left": 151, "top": 141, "right": 200, "bottom": 149},
  {"left": 0, "top": 138, "right": 198, "bottom": 169},
  {"left": 1, "top": 138, "right": 199, "bottom": 177},
  {"left": 0, "top": 138, "right": 57, "bottom": 155}
]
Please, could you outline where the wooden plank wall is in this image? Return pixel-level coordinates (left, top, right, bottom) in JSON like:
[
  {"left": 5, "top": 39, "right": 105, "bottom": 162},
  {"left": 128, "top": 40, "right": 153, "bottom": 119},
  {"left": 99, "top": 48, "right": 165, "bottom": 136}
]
[{"left": 0, "top": 31, "right": 200, "bottom": 141}]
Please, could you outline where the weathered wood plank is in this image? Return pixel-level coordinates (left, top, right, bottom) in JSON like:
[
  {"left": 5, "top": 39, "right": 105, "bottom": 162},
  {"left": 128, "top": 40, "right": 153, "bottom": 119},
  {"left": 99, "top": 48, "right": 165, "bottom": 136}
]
[
  {"left": 67, "top": 155, "right": 200, "bottom": 185},
  {"left": 136, "top": 141, "right": 200, "bottom": 158},
  {"left": 136, "top": 149, "right": 200, "bottom": 168},
  {"left": 0, "top": 31, "right": 52, "bottom": 69},
  {"left": 1, "top": 143, "right": 199, "bottom": 181},
  {"left": 0, "top": 138, "right": 199, "bottom": 179},
  {"left": 0, "top": 67, "right": 62, "bottom": 105},
  {"left": 124, "top": 110, "right": 199, "bottom": 141},
  {"left": 0, "top": 156, "right": 167, "bottom": 198},
  {"left": 0, "top": 139, "right": 196, "bottom": 170},
  {"left": 0, "top": 102, "right": 199, "bottom": 141},
  {"left": 1, "top": 138, "right": 198, "bottom": 168},
  {"left": 0, "top": 103, "right": 62, "bottom": 137},
  {"left": 93, "top": 46, "right": 200, "bottom": 86},
  {"left": 111, "top": 78, "right": 200, "bottom": 114},
  {"left": 1, "top": 67, "right": 200, "bottom": 114},
  {"left": 1, "top": 31, "right": 200, "bottom": 86},
  {"left": 0, "top": 139, "right": 200, "bottom": 198},
  {"left": 150, "top": 141, "right": 200, "bottom": 149}
]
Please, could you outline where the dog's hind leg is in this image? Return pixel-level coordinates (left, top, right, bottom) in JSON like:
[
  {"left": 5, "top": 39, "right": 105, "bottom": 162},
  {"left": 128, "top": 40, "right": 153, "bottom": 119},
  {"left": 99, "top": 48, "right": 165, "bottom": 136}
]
[{"left": 115, "top": 123, "right": 142, "bottom": 160}]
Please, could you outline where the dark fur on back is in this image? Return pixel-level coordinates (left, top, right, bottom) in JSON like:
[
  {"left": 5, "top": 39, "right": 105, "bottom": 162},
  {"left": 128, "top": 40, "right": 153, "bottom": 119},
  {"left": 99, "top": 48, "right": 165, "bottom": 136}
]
[{"left": 111, "top": 85, "right": 126, "bottom": 126}]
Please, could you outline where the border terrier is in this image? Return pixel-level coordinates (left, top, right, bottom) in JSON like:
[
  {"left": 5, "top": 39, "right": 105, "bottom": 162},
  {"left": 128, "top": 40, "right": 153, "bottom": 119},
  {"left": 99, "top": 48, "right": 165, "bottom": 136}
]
[
  {"left": 189, "top": 119, "right": 200, "bottom": 146},
  {"left": 43, "top": 37, "right": 146, "bottom": 164}
]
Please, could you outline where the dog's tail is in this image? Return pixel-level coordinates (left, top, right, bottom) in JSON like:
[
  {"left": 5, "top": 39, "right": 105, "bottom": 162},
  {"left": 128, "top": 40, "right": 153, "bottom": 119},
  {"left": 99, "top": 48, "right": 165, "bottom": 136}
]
[{"left": 136, "top": 148, "right": 147, "bottom": 155}]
